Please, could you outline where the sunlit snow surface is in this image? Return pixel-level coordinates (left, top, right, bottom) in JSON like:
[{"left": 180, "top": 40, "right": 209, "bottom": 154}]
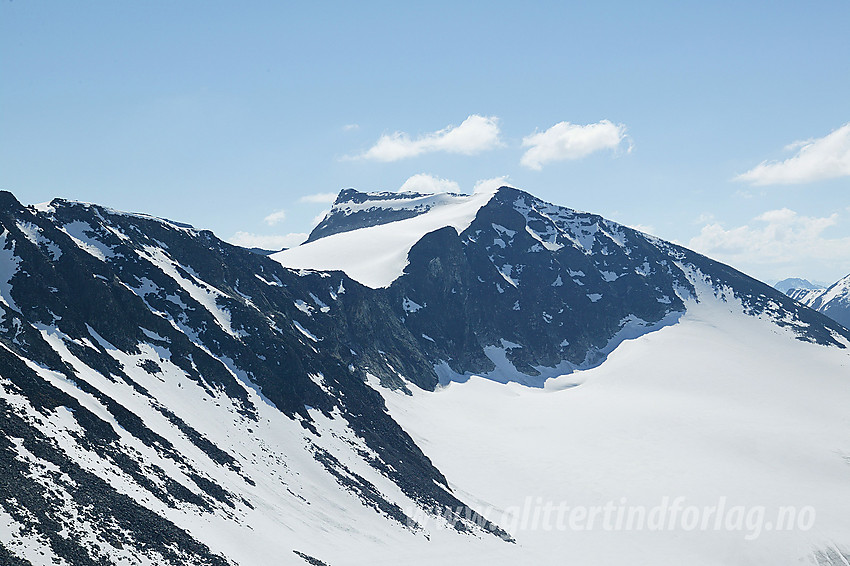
[
  {"left": 819, "top": 273, "right": 850, "bottom": 306},
  {"left": 372, "top": 291, "right": 850, "bottom": 566},
  {"left": 3, "top": 193, "right": 850, "bottom": 565},
  {"left": 788, "top": 272, "right": 850, "bottom": 329},
  {"left": 272, "top": 190, "right": 497, "bottom": 288}
]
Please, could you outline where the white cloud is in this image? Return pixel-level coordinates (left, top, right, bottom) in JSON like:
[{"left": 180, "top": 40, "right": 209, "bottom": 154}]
[
  {"left": 342, "top": 123, "right": 359, "bottom": 131},
  {"left": 473, "top": 175, "right": 511, "bottom": 194},
  {"left": 263, "top": 209, "right": 286, "bottom": 226},
  {"left": 399, "top": 173, "right": 461, "bottom": 194},
  {"left": 298, "top": 192, "right": 338, "bottom": 204},
  {"left": 396, "top": 174, "right": 513, "bottom": 196},
  {"left": 736, "top": 123, "right": 850, "bottom": 185},
  {"left": 520, "top": 120, "right": 630, "bottom": 170},
  {"left": 228, "top": 231, "right": 308, "bottom": 251},
  {"left": 353, "top": 115, "right": 502, "bottom": 162},
  {"left": 688, "top": 208, "right": 850, "bottom": 279}
]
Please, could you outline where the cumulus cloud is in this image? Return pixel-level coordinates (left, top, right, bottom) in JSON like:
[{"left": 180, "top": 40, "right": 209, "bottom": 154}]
[
  {"left": 396, "top": 174, "right": 514, "bottom": 195},
  {"left": 228, "top": 232, "right": 308, "bottom": 251},
  {"left": 520, "top": 120, "right": 630, "bottom": 170},
  {"left": 399, "top": 173, "right": 461, "bottom": 194},
  {"left": 688, "top": 208, "right": 850, "bottom": 278},
  {"left": 353, "top": 115, "right": 502, "bottom": 162},
  {"left": 263, "top": 209, "right": 286, "bottom": 226},
  {"left": 473, "top": 175, "right": 511, "bottom": 194},
  {"left": 298, "top": 192, "right": 338, "bottom": 204},
  {"left": 736, "top": 123, "right": 850, "bottom": 185}
]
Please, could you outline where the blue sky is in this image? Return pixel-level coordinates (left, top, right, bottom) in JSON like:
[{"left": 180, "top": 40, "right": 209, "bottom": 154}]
[{"left": 2, "top": 1, "right": 849, "bottom": 283}]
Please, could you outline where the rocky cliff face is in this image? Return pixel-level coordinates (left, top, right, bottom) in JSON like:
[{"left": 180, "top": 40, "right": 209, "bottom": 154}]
[
  {"left": 1, "top": 186, "right": 848, "bottom": 565},
  {"left": 0, "top": 191, "right": 507, "bottom": 565},
  {"left": 787, "top": 273, "right": 850, "bottom": 329},
  {"left": 347, "top": 187, "right": 847, "bottom": 384}
]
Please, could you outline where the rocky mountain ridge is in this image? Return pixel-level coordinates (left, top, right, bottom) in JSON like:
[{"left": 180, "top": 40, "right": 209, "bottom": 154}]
[
  {"left": 786, "top": 272, "right": 850, "bottom": 329},
  {"left": 1, "top": 186, "right": 849, "bottom": 565}
]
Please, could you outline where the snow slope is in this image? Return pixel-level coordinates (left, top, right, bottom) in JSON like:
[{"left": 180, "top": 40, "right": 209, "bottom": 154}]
[
  {"left": 375, "top": 281, "right": 850, "bottom": 566},
  {"left": 818, "top": 274, "right": 850, "bottom": 310},
  {"left": 272, "top": 190, "right": 496, "bottom": 288},
  {"left": 3, "top": 188, "right": 850, "bottom": 565},
  {"left": 788, "top": 273, "right": 850, "bottom": 329},
  {"left": 0, "top": 336, "right": 426, "bottom": 565},
  {"left": 0, "top": 192, "right": 504, "bottom": 565}
]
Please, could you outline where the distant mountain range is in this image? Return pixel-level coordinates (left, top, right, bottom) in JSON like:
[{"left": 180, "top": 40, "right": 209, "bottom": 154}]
[
  {"left": 773, "top": 277, "right": 824, "bottom": 294},
  {"left": 1, "top": 187, "right": 849, "bottom": 565},
  {"left": 783, "top": 273, "right": 850, "bottom": 330}
]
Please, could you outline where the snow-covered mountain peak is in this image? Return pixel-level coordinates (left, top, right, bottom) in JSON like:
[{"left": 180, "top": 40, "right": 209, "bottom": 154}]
[
  {"left": 787, "top": 272, "right": 850, "bottom": 329},
  {"left": 276, "top": 185, "right": 622, "bottom": 289},
  {"left": 0, "top": 189, "right": 508, "bottom": 564},
  {"left": 773, "top": 277, "right": 824, "bottom": 294},
  {"left": 3, "top": 187, "right": 850, "bottom": 564},
  {"left": 274, "top": 188, "right": 500, "bottom": 288},
  {"left": 41, "top": 197, "right": 198, "bottom": 232},
  {"left": 307, "top": 187, "right": 503, "bottom": 243},
  {"left": 820, "top": 272, "right": 850, "bottom": 304},
  {"left": 277, "top": 185, "right": 848, "bottom": 383}
]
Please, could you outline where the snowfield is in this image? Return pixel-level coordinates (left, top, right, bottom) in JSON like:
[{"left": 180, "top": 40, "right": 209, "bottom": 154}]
[
  {"left": 3, "top": 188, "right": 849, "bottom": 566},
  {"left": 272, "top": 190, "right": 496, "bottom": 288},
  {"left": 373, "top": 292, "right": 850, "bottom": 566}
]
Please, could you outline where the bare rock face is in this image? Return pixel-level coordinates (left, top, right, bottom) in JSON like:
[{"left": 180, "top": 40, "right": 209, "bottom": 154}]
[
  {"left": 786, "top": 273, "right": 850, "bottom": 330},
  {"left": 0, "top": 186, "right": 846, "bottom": 564}
]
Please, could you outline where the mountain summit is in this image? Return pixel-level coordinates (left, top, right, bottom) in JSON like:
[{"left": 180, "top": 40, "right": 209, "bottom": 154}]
[
  {"left": 1, "top": 187, "right": 849, "bottom": 565},
  {"left": 786, "top": 272, "right": 850, "bottom": 329},
  {"left": 277, "top": 186, "right": 848, "bottom": 383},
  {"left": 275, "top": 189, "right": 497, "bottom": 287},
  {"left": 773, "top": 277, "right": 824, "bottom": 294}
]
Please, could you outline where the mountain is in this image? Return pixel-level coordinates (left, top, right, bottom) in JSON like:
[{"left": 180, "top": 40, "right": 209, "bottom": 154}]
[
  {"left": 786, "top": 273, "right": 850, "bottom": 329},
  {"left": 1, "top": 187, "right": 850, "bottom": 565},
  {"left": 276, "top": 187, "right": 848, "bottom": 383},
  {"left": 0, "top": 191, "right": 507, "bottom": 566},
  {"left": 773, "top": 277, "right": 824, "bottom": 294}
]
